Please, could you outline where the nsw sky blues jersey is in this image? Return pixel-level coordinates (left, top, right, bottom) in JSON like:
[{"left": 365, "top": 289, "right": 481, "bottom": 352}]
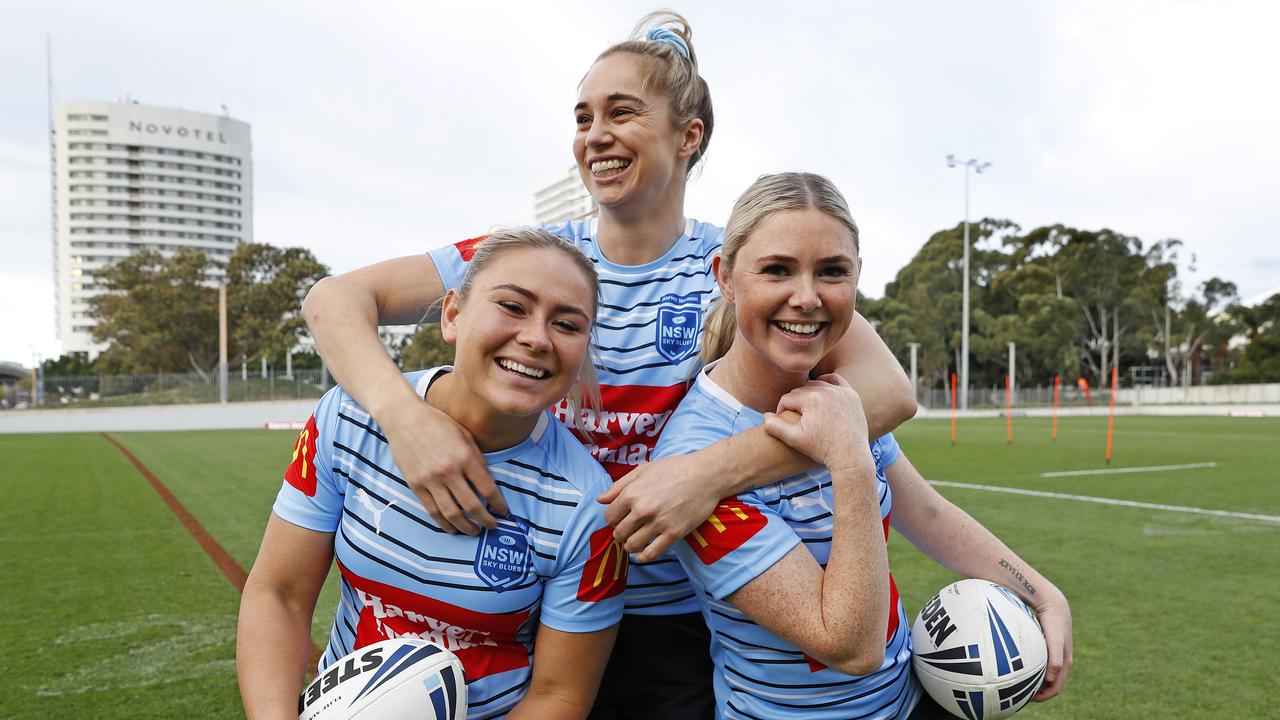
[
  {"left": 428, "top": 218, "right": 724, "bottom": 615},
  {"left": 651, "top": 366, "right": 923, "bottom": 720},
  {"left": 273, "top": 367, "right": 626, "bottom": 719}
]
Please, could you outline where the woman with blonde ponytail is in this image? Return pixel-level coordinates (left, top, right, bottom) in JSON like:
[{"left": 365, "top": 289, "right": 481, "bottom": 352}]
[
  {"left": 299, "top": 12, "right": 918, "bottom": 719},
  {"left": 653, "top": 172, "right": 1073, "bottom": 719}
]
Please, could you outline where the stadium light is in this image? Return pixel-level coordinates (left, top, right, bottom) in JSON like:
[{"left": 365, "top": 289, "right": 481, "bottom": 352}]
[{"left": 946, "top": 155, "right": 991, "bottom": 410}]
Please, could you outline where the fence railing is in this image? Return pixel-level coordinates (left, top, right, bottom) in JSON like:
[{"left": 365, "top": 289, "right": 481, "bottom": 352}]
[
  {"left": 3, "top": 369, "right": 333, "bottom": 409},
  {"left": 4, "top": 373, "right": 1277, "bottom": 412},
  {"left": 917, "top": 382, "right": 1280, "bottom": 409}
]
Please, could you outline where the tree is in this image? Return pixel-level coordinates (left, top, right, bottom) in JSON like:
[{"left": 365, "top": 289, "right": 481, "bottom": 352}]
[
  {"left": 398, "top": 324, "right": 455, "bottom": 370},
  {"left": 42, "top": 352, "right": 97, "bottom": 376},
  {"left": 869, "top": 219, "right": 1015, "bottom": 390},
  {"left": 1213, "top": 293, "right": 1280, "bottom": 383},
  {"left": 90, "top": 248, "right": 220, "bottom": 376},
  {"left": 89, "top": 243, "right": 329, "bottom": 377},
  {"left": 226, "top": 244, "right": 329, "bottom": 368},
  {"left": 1011, "top": 226, "right": 1147, "bottom": 385}
]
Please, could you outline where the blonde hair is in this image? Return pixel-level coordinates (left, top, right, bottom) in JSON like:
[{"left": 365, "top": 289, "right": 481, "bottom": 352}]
[
  {"left": 700, "top": 172, "right": 861, "bottom": 365},
  {"left": 595, "top": 10, "right": 714, "bottom": 174},
  {"left": 456, "top": 228, "right": 603, "bottom": 416}
]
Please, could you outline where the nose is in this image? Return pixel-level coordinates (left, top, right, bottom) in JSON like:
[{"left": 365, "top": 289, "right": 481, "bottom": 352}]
[
  {"left": 585, "top": 116, "right": 612, "bottom": 149},
  {"left": 789, "top": 276, "right": 820, "bottom": 313},
  {"left": 517, "top": 320, "right": 552, "bottom": 354}
]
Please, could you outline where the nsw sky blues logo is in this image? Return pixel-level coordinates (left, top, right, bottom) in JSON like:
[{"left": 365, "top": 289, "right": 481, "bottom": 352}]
[
  {"left": 656, "top": 292, "right": 702, "bottom": 363},
  {"left": 474, "top": 516, "right": 531, "bottom": 592}
]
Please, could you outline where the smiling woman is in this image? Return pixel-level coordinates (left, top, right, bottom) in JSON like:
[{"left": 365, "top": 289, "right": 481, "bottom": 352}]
[{"left": 237, "top": 229, "right": 626, "bottom": 720}]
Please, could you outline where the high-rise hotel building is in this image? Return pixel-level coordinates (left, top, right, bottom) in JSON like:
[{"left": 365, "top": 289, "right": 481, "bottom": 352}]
[
  {"left": 51, "top": 100, "right": 253, "bottom": 354},
  {"left": 533, "top": 167, "right": 596, "bottom": 225}
]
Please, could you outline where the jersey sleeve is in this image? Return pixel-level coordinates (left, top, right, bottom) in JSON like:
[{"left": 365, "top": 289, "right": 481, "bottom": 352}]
[
  {"left": 272, "top": 387, "right": 346, "bottom": 532},
  {"left": 872, "top": 432, "right": 902, "bottom": 469},
  {"left": 425, "top": 235, "right": 486, "bottom": 293},
  {"left": 537, "top": 459, "right": 626, "bottom": 634},
  {"left": 674, "top": 494, "right": 800, "bottom": 601}
]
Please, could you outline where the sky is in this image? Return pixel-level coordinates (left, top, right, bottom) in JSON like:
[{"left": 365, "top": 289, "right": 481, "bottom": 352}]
[{"left": 3, "top": 0, "right": 1278, "bottom": 366}]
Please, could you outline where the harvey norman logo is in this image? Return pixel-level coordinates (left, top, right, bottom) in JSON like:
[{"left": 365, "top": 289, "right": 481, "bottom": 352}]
[{"left": 128, "top": 120, "right": 228, "bottom": 144}]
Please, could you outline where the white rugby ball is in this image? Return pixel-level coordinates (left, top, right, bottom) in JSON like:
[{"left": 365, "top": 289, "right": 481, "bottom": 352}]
[
  {"left": 298, "top": 638, "right": 467, "bottom": 720},
  {"left": 911, "top": 580, "right": 1047, "bottom": 720}
]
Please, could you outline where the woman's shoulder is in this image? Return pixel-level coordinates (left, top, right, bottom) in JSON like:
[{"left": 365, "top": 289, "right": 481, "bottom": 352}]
[
  {"left": 653, "top": 380, "right": 737, "bottom": 459},
  {"left": 523, "top": 414, "right": 614, "bottom": 497}
]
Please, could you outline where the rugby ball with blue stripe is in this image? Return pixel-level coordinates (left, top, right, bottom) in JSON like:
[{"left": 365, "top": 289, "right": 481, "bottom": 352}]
[
  {"left": 911, "top": 580, "right": 1047, "bottom": 720},
  {"left": 298, "top": 639, "right": 467, "bottom": 720}
]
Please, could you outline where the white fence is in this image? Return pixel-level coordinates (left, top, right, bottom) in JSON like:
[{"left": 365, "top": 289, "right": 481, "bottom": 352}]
[{"left": 918, "top": 383, "right": 1280, "bottom": 409}]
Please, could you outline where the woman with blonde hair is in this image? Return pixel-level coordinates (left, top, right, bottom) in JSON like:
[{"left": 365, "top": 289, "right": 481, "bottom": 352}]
[
  {"left": 653, "top": 172, "right": 1073, "bottom": 719},
  {"left": 300, "top": 12, "right": 917, "bottom": 718},
  {"left": 238, "top": 230, "right": 625, "bottom": 719}
]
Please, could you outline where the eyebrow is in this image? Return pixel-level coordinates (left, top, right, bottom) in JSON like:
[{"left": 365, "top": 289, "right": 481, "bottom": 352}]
[
  {"left": 574, "top": 93, "right": 649, "bottom": 112},
  {"left": 490, "top": 283, "right": 591, "bottom": 320},
  {"left": 755, "top": 253, "right": 856, "bottom": 264}
]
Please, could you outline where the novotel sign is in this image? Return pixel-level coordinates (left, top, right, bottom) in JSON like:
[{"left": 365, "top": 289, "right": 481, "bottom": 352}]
[{"left": 128, "top": 120, "right": 228, "bottom": 144}]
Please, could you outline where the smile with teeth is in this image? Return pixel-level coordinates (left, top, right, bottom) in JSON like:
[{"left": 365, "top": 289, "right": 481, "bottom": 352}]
[
  {"left": 774, "top": 321, "right": 823, "bottom": 337},
  {"left": 497, "top": 359, "right": 548, "bottom": 379},
  {"left": 590, "top": 158, "right": 631, "bottom": 177}
]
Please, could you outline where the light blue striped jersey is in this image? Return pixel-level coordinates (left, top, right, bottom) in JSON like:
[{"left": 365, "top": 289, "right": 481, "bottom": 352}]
[
  {"left": 428, "top": 218, "right": 725, "bottom": 615},
  {"left": 651, "top": 365, "right": 923, "bottom": 720},
  {"left": 273, "top": 367, "right": 626, "bottom": 719}
]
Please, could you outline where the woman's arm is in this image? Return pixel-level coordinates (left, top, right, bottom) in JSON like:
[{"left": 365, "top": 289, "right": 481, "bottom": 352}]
[
  {"left": 236, "top": 514, "right": 335, "bottom": 720},
  {"left": 505, "top": 625, "right": 618, "bottom": 720},
  {"left": 885, "top": 454, "right": 1073, "bottom": 701},
  {"left": 302, "top": 254, "right": 508, "bottom": 533},
  {"left": 815, "top": 312, "right": 918, "bottom": 438},
  {"left": 717, "top": 376, "right": 889, "bottom": 674},
  {"left": 602, "top": 313, "right": 914, "bottom": 560}
]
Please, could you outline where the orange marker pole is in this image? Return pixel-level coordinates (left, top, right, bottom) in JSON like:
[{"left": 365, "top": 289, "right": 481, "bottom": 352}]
[
  {"left": 950, "top": 372, "right": 958, "bottom": 446},
  {"left": 1051, "top": 374, "right": 1061, "bottom": 442},
  {"left": 1005, "top": 375, "right": 1013, "bottom": 444},
  {"left": 1105, "top": 366, "right": 1118, "bottom": 464}
]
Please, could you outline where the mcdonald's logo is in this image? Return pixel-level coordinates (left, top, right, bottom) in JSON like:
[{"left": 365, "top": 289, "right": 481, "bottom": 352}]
[
  {"left": 685, "top": 501, "right": 767, "bottom": 565},
  {"left": 576, "top": 526, "right": 628, "bottom": 602},
  {"left": 284, "top": 414, "right": 320, "bottom": 496},
  {"left": 453, "top": 235, "right": 488, "bottom": 261}
]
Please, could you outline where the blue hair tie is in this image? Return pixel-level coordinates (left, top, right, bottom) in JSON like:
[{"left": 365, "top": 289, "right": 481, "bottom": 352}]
[{"left": 646, "top": 27, "right": 690, "bottom": 59}]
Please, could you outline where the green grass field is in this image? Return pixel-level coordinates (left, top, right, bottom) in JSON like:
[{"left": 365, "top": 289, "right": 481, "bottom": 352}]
[{"left": 2, "top": 415, "right": 1276, "bottom": 719}]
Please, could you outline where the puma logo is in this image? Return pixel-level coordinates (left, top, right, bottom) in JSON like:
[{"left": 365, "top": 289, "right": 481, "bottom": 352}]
[{"left": 354, "top": 488, "right": 395, "bottom": 534}]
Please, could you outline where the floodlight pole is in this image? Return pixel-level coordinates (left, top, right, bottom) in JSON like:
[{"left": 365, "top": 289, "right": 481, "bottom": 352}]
[
  {"left": 218, "top": 283, "right": 228, "bottom": 403},
  {"left": 908, "top": 342, "right": 920, "bottom": 403},
  {"left": 947, "top": 155, "right": 991, "bottom": 410}
]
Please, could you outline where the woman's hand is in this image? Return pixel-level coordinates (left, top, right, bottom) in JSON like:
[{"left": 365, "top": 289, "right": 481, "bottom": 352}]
[
  {"left": 1031, "top": 589, "right": 1073, "bottom": 701},
  {"left": 763, "top": 373, "right": 870, "bottom": 470},
  {"left": 382, "top": 395, "right": 508, "bottom": 534},
  {"left": 599, "top": 453, "right": 724, "bottom": 561}
]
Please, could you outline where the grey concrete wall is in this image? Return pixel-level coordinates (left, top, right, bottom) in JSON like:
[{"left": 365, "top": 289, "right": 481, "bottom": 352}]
[{"left": 0, "top": 400, "right": 317, "bottom": 434}]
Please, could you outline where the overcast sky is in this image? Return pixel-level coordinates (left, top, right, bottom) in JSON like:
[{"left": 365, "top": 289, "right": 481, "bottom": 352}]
[{"left": 3, "top": 0, "right": 1278, "bottom": 365}]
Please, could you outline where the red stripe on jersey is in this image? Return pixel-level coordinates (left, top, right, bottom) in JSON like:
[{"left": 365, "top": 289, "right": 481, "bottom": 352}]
[
  {"left": 337, "top": 561, "right": 532, "bottom": 681},
  {"left": 577, "top": 526, "right": 629, "bottom": 602},
  {"left": 453, "top": 235, "right": 488, "bottom": 261},
  {"left": 885, "top": 572, "right": 901, "bottom": 642},
  {"left": 284, "top": 414, "right": 320, "bottom": 496},
  {"left": 684, "top": 501, "right": 768, "bottom": 565},
  {"left": 554, "top": 383, "right": 689, "bottom": 482}
]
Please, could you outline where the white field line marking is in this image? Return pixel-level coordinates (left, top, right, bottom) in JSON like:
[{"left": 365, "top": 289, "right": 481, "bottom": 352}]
[
  {"left": 1040, "top": 462, "right": 1218, "bottom": 478},
  {"left": 928, "top": 480, "right": 1280, "bottom": 524}
]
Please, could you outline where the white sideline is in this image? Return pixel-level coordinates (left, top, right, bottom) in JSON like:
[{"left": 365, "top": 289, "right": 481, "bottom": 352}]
[
  {"left": 1040, "top": 462, "right": 1218, "bottom": 478},
  {"left": 928, "top": 480, "right": 1280, "bottom": 524}
]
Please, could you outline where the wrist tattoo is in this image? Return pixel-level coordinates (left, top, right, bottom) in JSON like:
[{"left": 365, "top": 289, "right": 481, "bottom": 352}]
[{"left": 999, "top": 558, "right": 1037, "bottom": 596}]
